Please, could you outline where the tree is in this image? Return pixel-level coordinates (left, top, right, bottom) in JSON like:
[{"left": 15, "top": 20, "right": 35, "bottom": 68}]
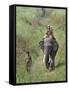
[{"left": 41, "top": 8, "right": 46, "bottom": 17}]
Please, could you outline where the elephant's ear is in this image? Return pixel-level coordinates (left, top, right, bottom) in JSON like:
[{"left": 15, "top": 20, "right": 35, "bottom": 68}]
[
  {"left": 39, "top": 38, "right": 44, "bottom": 52},
  {"left": 53, "top": 40, "right": 59, "bottom": 51}
]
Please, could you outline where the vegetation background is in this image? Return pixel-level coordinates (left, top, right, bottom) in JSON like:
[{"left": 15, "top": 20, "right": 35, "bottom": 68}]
[{"left": 16, "top": 6, "right": 66, "bottom": 83}]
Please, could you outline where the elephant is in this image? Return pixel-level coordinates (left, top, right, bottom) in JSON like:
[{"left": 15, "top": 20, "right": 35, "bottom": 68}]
[{"left": 39, "top": 36, "right": 59, "bottom": 71}]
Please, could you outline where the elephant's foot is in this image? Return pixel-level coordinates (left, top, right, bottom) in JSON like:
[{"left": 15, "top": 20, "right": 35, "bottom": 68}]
[{"left": 48, "top": 66, "right": 55, "bottom": 71}]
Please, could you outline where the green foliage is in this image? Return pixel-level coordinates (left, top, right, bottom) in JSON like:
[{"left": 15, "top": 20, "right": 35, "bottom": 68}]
[{"left": 16, "top": 7, "right": 66, "bottom": 83}]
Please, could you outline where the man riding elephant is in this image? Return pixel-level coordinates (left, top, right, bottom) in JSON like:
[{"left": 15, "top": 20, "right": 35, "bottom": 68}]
[{"left": 39, "top": 25, "right": 59, "bottom": 71}]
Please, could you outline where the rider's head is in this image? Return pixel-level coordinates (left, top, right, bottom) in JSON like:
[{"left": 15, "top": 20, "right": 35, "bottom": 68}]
[
  {"left": 47, "top": 25, "right": 50, "bottom": 30},
  {"left": 46, "top": 25, "right": 53, "bottom": 36}
]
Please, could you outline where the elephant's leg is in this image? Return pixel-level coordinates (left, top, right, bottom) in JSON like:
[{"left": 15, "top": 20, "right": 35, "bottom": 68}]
[
  {"left": 49, "top": 43, "right": 59, "bottom": 70},
  {"left": 50, "top": 55, "right": 55, "bottom": 69},
  {"left": 49, "top": 50, "right": 57, "bottom": 70},
  {"left": 43, "top": 54, "right": 45, "bottom": 63},
  {"left": 45, "top": 53, "right": 49, "bottom": 69},
  {"left": 45, "top": 46, "right": 52, "bottom": 69},
  {"left": 52, "top": 47, "right": 59, "bottom": 68},
  {"left": 51, "top": 41, "right": 59, "bottom": 67}
]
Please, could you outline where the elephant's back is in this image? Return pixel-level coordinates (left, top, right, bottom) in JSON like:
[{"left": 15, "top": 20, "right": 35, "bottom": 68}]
[{"left": 44, "top": 37, "right": 53, "bottom": 47}]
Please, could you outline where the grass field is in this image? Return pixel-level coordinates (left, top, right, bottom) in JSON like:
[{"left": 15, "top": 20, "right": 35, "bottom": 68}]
[{"left": 16, "top": 7, "right": 66, "bottom": 83}]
